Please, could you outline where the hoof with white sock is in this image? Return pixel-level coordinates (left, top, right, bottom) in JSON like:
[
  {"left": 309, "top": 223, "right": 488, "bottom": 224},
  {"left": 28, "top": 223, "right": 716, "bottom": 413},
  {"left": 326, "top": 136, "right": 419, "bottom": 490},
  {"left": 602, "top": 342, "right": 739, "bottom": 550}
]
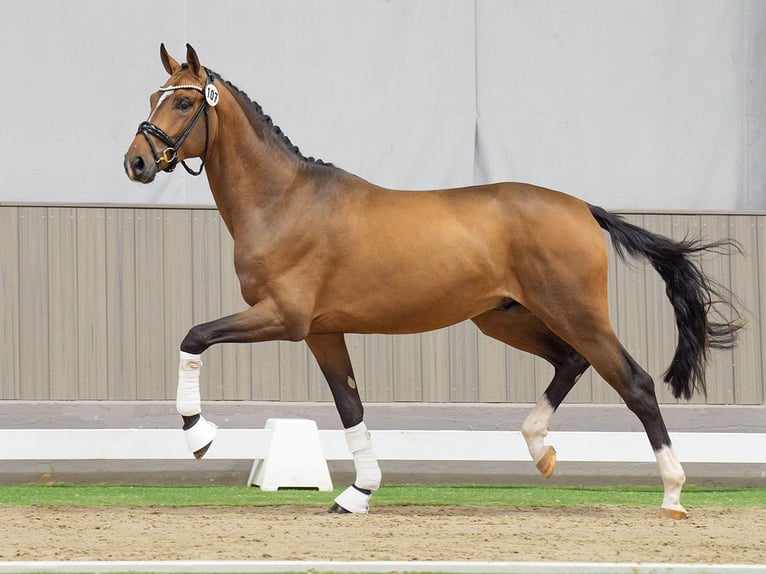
[
  {"left": 183, "top": 415, "right": 218, "bottom": 459},
  {"left": 522, "top": 398, "right": 556, "bottom": 478},
  {"left": 328, "top": 484, "right": 372, "bottom": 514},
  {"left": 655, "top": 445, "right": 687, "bottom": 519}
]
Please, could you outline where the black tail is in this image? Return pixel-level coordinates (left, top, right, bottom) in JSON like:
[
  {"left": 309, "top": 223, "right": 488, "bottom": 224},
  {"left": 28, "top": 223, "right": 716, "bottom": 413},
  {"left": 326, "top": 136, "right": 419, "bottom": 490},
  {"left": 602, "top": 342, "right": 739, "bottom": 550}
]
[{"left": 588, "top": 204, "right": 743, "bottom": 400}]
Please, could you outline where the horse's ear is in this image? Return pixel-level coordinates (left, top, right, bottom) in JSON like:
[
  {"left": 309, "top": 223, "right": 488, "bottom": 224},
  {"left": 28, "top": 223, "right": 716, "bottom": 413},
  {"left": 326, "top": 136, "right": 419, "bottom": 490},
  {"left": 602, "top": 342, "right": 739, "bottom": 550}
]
[
  {"left": 186, "top": 43, "right": 201, "bottom": 76},
  {"left": 160, "top": 43, "right": 180, "bottom": 75}
]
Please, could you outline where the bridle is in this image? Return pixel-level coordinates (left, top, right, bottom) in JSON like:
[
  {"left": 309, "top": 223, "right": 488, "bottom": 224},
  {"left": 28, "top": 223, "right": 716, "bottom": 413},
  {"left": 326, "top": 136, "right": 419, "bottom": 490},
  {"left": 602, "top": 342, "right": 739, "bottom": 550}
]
[{"left": 137, "top": 68, "right": 219, "bottom": 176}]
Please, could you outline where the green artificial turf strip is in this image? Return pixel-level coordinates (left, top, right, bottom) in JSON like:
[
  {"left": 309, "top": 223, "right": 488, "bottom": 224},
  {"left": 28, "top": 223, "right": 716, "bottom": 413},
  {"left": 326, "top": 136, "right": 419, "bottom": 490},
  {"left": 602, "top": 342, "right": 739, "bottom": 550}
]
[{"left": 0, "top": 483, "right": 763, "bottom": 507}]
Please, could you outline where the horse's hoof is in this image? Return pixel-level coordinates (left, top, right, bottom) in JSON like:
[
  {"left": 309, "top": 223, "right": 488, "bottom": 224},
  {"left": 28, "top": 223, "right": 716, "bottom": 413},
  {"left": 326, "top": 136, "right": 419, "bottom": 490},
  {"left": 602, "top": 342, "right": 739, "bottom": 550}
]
[
  {"left": 658, "top": 506, "right": 688, "bottom": 520},
  {"left": 193, "top": 442, "right": 213, "bottom": 459},
  {"left": 536, "top": 445, "right": 556, "bottom": 478},
  {"left": 327, "top": 502, "right": 351, "bottom": 514}
]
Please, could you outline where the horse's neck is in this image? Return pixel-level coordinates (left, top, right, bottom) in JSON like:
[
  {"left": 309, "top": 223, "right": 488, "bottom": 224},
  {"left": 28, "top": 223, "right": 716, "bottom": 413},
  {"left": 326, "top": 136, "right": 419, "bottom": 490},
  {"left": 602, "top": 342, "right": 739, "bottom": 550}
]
[{"left": 204, "top": 109, "right": 302, "bottom": 235}]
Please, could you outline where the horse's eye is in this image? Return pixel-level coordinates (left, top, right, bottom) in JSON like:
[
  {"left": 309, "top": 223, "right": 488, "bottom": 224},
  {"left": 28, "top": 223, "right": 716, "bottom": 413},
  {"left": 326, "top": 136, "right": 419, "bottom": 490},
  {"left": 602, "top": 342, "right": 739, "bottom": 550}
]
[{"left": 177, "top": 98, "right": 193, "bottom": 111}]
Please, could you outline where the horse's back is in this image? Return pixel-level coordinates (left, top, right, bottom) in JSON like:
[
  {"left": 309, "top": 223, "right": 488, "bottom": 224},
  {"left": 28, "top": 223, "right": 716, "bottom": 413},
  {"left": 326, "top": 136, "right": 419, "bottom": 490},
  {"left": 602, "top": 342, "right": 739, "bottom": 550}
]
[{"left": 308, "top": 178, "right": 607, "bottom": 334}]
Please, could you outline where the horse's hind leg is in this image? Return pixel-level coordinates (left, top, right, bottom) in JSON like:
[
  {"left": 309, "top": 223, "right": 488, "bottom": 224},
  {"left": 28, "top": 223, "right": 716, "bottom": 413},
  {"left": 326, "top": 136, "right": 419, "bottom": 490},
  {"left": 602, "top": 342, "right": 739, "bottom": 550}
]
[
  {"left": 593, "top": 339, "right": 687, "bottom": 518},
  {"left": 531, "top": 301, "right": 687, "bottom": 518},
  {"left": 305, "top": 333, "right": 381, "bottom": 514},
  {"left": 473, "top": 306, "right": 590, "bottom": 478}
]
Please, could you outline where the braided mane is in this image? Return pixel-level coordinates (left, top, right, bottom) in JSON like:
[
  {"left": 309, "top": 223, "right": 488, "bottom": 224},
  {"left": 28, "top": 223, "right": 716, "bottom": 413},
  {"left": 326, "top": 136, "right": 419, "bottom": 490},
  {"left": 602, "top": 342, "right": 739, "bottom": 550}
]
[{"left": 210, "top": 70, "right": 332, "bottom": 167}]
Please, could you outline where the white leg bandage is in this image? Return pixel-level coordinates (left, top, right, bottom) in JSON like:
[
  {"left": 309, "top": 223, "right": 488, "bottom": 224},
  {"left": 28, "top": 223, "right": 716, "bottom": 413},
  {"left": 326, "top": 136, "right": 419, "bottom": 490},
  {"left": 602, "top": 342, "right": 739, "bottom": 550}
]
[
  {"left": 331, "top": 422, "right": 381, "bottom": 513},
  {"left": 177, "top": 351, "right": 203, "bottom": 416},
  {"left": 345, "top": 421, "right": 382, "bottom": 491},
  {"left": 176, "top": 351, "right": 217, "bottom": 456}
]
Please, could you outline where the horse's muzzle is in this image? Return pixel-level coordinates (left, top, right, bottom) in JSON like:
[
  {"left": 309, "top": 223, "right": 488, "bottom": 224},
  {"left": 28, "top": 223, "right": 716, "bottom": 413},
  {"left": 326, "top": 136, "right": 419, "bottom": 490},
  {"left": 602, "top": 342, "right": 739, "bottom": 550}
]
[{"left": 124, "top": 149, "right": 157, "bottom": 183}]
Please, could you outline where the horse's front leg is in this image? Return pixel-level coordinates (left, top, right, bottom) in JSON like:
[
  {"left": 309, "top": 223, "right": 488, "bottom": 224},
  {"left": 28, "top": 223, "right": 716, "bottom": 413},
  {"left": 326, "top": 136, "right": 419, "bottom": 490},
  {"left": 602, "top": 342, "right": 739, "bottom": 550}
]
[
  {"left": 306, "top": 333, "right": 381, "bottom": 514},
  {"left": 178, "top": 300, "right": 300, "bottom": 458}
]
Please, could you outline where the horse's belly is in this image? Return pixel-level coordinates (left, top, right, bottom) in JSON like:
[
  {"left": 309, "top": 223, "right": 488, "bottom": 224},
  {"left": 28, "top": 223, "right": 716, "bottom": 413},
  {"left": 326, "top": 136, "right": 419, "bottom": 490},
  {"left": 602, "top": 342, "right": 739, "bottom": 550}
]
[{"left": 311, "top": 272, "right": 507, "bottom": 335}]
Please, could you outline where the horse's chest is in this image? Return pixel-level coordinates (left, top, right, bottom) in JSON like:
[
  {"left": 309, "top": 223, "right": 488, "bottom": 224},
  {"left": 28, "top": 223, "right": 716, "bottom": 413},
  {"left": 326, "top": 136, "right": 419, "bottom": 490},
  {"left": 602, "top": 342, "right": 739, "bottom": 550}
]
[{"left": 232, "top": 253, "right": 273, "bottom": 302}]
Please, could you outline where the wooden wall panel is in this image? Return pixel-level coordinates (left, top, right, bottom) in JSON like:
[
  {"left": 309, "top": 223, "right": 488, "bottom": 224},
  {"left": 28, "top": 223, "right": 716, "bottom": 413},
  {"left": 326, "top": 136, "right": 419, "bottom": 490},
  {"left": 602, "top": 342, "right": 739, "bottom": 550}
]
[
  {"left": 420, "top": 329, "right": 450, "bottom": 402},
  {"left": 47, "top": 207, "right": 78, "bottom": 399},
  {"left": 218, "top": 224, "right": 251, "bottom": 401},
  {"left": 449, "top": 323, "right": 479, "bottom": 402},
  {"left": 729, "top": 215, "right": 763, "bottom": 404},
  {"left": 758, "top": 218, "right": 766, "bottom": 406},
  {"left": 698, "top": 214, "right": 735, "bottom": 404},
  {"left": 0, "top": 207, "right": 20, "bottom": 399},
  {"left": 76, "top": 208, "right": 108, "bottom": 399},
  {"left": 161, "top": 209, "right": 193, "bottom": 398},
  {"left": 134, "top": 209, "right": 166, "bottom": 399},
  {"left": 191, "top": 211, "right": 223, "bottom": 401},
  {"left": 18, "top": 207, "right": 49, "bottom": 399},
  {"left": 105, "top": 209, "right": 137, "bottom": 400},
  {"left": 477, "top": 335, "right": 507, "bottom": 403},
  {"left": 2, "top": 205, "right": 764, "bottom": 409},
  {"left": 392, "top": 334, "right": 423, "bottom": 402}
]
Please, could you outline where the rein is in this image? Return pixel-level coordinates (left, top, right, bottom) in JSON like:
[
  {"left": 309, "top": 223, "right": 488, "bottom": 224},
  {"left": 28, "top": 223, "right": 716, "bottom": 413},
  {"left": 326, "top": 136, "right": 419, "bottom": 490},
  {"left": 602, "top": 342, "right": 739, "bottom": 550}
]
[{"left": 137, "top": 68, "right": 218, "bottom": 176}]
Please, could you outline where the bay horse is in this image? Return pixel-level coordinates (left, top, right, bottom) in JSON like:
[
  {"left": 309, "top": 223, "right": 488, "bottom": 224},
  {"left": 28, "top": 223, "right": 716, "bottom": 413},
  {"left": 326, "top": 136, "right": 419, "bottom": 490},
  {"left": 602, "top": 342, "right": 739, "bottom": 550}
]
[{"left": 124, "top": 44, "right": 741, "bottom": 518}]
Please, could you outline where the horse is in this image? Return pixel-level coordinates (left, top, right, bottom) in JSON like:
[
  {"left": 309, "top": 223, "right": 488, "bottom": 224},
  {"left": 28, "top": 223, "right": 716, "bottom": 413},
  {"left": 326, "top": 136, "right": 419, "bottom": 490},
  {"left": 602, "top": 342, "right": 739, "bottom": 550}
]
[{"left": 124, "top": 44, "right": 742, "bottom": 518}]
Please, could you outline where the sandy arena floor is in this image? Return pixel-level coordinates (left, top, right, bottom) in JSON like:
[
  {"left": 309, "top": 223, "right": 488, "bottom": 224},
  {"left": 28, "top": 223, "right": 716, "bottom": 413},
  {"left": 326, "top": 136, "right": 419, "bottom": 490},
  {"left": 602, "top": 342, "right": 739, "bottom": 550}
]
[{"left": 2, "top": 504, "right": 765, "bottom": 564}]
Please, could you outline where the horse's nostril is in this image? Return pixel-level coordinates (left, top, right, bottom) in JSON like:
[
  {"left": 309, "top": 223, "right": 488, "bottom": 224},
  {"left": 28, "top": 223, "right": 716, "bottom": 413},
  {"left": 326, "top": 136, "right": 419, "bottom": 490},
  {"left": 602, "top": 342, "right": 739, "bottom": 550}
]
[{"left": 132, "top": 156, "right": 145, "bottom": 174}]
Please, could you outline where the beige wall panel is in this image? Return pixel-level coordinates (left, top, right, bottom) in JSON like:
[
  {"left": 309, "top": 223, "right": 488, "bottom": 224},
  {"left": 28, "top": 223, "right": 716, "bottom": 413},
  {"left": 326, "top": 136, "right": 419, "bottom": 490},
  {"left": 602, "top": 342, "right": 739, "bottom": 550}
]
[
  {"left": 162, "top": 210, "right": 194, "bottom": 398},
  {"left": 105, "top": 209, "right": 137, "bottom": 400},
  {"left": 4, "top": 207, "right": 764, "bottom": 408},
  {"left": 729, "top": 215, "right": 763, "bottom": 404},
  {"left": 250, "top": 340, "right": 281, "bottom": 401},
  {"left": 392, "top": 334, "right": 423, "bottom": 402},
  {"left": 759, "top": 218, "right": 766, "bottom": 405},
  {"left": 218, "top": 223, "right": 252, "bottom": 401},
  {"left": 191, "top": 211, "right": 223, "bottom": 401},
  {"left": 363, "top": 334, "right": 394, "bottom": 402},
  {"left": 76, "top": 208, "right": 108, "bottom": 399},
  {"left": 0, "top": 207, "right": 20, "bottom": 398},
  {"left": 278, "top": 341, "right": 309, "bottom": 401},
  {"left": 134, "top": 209, "right": 166, "bottom": 399},
  {"left": 449, "top": 322, "right": 479, "bottom": 402},
  {"left": 47, "top": 208, "right": 79, "bottom": 399},
  {"left": 18, "top": 207, "right": 49, "bottom": 399},
  {"left": 698, "top": 214, "right": 735, "bottom": 404},
  {"left": 503, "top": 339, "right": 540, "bottom": 404},
  {"left": 420, "top": 328, "right": 450, "bottom": 402},
  {"left": 477, "top": 334, "right": 507, "bottom": 403}
]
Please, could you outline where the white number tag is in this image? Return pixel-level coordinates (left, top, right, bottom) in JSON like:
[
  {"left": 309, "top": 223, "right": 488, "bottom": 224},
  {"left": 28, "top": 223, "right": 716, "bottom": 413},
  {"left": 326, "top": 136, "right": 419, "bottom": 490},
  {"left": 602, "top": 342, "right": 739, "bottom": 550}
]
[{"left": 205, "top": 83, "right": 219, "bottom": 107}]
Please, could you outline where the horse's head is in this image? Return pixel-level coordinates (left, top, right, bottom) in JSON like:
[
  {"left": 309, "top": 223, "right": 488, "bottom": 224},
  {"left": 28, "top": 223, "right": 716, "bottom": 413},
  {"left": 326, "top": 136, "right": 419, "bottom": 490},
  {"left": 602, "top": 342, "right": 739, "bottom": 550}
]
[{"left": 124, "top": 44, "right": 220, "bottom": 183}]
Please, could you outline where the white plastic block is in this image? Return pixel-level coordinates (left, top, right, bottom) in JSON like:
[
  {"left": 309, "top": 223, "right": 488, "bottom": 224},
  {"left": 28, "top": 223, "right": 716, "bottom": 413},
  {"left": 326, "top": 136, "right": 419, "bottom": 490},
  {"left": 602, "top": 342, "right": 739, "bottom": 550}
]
[{"left": 247, "top": 418, "right": 333, "bottom": 491}]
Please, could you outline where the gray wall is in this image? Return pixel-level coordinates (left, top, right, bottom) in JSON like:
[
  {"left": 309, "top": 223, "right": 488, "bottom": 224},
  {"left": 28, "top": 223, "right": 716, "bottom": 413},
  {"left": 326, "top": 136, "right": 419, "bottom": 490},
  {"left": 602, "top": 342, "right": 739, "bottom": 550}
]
[
  {"left": 1, "top": 205, "right": 762, "bottom": 407},
  {"left": 0, "top": 1, "right": 764, "bottom": 209}
]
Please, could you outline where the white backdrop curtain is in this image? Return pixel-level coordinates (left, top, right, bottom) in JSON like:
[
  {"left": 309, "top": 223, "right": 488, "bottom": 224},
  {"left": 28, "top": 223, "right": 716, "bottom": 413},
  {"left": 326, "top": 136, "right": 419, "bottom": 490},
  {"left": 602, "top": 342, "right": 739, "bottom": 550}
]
[{"left": 1, "top": 0, "right": 763, "bottom": 209}]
